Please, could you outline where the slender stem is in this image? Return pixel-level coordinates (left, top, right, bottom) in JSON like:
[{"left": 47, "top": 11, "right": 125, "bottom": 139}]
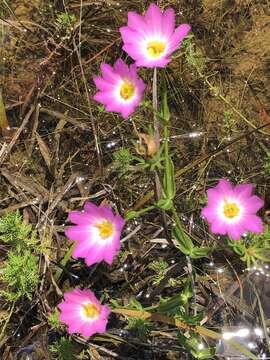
[
  {"left": 171, "top": 206, "right": 196, "bottom": 315},
  {"left": 152, "top": 68, "right": 171, "bottom": 243},
  {"left": 0, "top": 89, "right": 10, "bottom": 131},
  {"left": 152, "top": 68, "right": 159, "bottom": 148}
]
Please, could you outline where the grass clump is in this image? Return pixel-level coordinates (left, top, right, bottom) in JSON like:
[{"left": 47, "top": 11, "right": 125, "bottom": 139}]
[
  {"left": 113, "top": 148, "right": 133, "bottom": 177},
  {"left": 1, "top": 250, "right": 39, "bottom": 301},
  {"left": 0, "top": 211, "right": 40, "bottom": 301},
  {"left": 0, "top": 211, "right": 38, "bottom": 251},
  {"left": 126, "top": 317, "right": 152, "bottom": 340},
  {"left": 149, "top": 259, "right": 169, "bottom": 285},
  {"left": 263, "top": 152, "right": 270, "bottom": 176},
  {"left": 49, "top": 337, "right": 76, "bottom": 360}
]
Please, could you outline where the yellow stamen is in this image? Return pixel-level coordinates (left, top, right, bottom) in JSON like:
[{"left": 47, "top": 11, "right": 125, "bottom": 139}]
[
  {"left": 223, "top": 202, "right": 239, "bottom": 219},
  {"left": 83, "top": 303, "right": 100, "bottom": 319},
  {"left": 120, "top": 81, "right": 135, "bottom": 100},
  {"left": 96, "top": 220, "right": 114, "bottom": 239},
  {"left": 147, "top": 41, "right": 166, "bottom": 58}
]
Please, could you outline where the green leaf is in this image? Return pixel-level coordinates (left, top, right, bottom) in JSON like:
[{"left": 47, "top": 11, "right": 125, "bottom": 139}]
[
  {"left": 190, "top": 247, "right": 211, "bottom": 259},
  {"left": 163, "top": 156, "right": 176, "bottom": 200},
  {"left": 130, "top": 296, "right": 143, "bottom": 310},
  {"left": 156, "top": 293, "right": 184, "bottom": 313},
  {"left": 173, "top": 225, "right": 194, "bottom": 255},
  {"left": 161, "top": 84, "right": 170, "bottom": 124},
  {"left": 125, "top": 210, "right": 139, "bottom": 220},
  {"left": 156, "top": 198, "right": 173, "bottom": 210}
]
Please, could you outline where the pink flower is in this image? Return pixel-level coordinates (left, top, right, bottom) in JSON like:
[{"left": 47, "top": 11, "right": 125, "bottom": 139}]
[
  {"left": 58, "top": 288, "right": 110, "bottom": 337},
  {"left": 120, "top": 3, "right": 191, "bottom": 68},
  {"left": 202, "top": 179, "right": 264, "bottom": 240},
  {"left": 66, "top": 202, "right": 125, "bottom": 266},
  {"left": 93, "top": 59, "right": 146, "bottom": 119}
]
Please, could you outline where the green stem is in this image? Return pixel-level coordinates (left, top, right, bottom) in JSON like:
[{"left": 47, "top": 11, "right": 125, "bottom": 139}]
[
  {"left": 0, "top": 89, "right": 10, "bottom": 132},
  {"left": 54, "top": 242, "right": 76, "bottom": 283}
]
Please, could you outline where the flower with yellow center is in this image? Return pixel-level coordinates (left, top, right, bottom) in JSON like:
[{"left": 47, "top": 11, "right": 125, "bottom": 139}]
[
  {"left": 83, "top": 302, "right": 100, "bottom": 319},
  {"left": 96, "top": 220, "right": 114, "bottom": 239},
  {"left": 223, "top": 202, "right": 240, "bottom": 219},
  {"left": 147, "top": 41, "right": 166, "bottom": 58},
  {"left": 66, "top": 201, "right": 125, "bottom": 266},
  {"left": 58, "top": 288, "right": 110, "bottom": 337},
  {"left": 120, "top": 3, "right": 191, "bottom": 68},
  {"left": 202, "top": 179, "right": 264, "bottom": 240}
]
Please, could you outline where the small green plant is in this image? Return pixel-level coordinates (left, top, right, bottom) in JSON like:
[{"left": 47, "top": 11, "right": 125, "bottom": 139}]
[
  {"left": 56, "top": 12, "right": 76, "bottom": 35},
  {"left": 182, "top": 34, "right": 206, "bottom": 72},
  {"left": 149, "top": 259, "right": 168, "bottom": 285},
  {"left": 48, "top": 309, "right": 61, "bottom": 329},
  {"left": 1, "top": 250, "right": 39, "bottom": 301},
  {"left": 223, "top": 110, "right": 235, "bottom": 133},
  {"left": 228, "top": 226, "right": 270, "bottom": 267},
  {"left": 263, "top": 152, "right": 270, "bottom": 175},
  {"left": 49, "top": 337, "right": 76, "bottom": 360},
  {"left": 0, "top": 211, "right": 38, "bottom": 251},
  {"left": 178, "top": 333, "right": 215, "bottom": 359},
  {"left": 125, "top": 317, "right": 152, "bottom": 340},
  {"left": 0, "top": 211, "right": 40, "bottom": 301},
  {"left": 113, "top": 148, "right": 133, "bottom": 177}
]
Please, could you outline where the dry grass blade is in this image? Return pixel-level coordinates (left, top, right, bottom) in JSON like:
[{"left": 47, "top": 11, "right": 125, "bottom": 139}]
[{"left": 36, "top": 132, "right": 51, "bottom": 169}]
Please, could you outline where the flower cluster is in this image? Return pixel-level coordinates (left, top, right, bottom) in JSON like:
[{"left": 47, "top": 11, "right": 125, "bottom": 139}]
[
  {"left": 93, "top": 3, "right": 191, "bottom": 119},
  {"left": 57, "top": 2, "right": 266, "bottom": 343},
  {"left": 58, "top": 201, "right": 125, "bottom": 337},
  {"left": 58, "top": 3, "right": 191, "bottom": 338}
]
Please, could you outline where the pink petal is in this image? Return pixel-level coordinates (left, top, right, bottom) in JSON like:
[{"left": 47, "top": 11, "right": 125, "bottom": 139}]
[
  {"left": 127, "top": 11, "right": 147, "bottom": 32},
  {"left": 120, "top": 26, "right": 141, "bottom": 46},
  {"left": 68, "top": 211, "right": 91, "bottom": 225},
  {"left": 234, "top": 183, "right": 253, "bottom": 198},
  {"left": 210, "top": 220, "right": 227, "bottom": 235},
  {"left": 201, "top": 206, "right": 218, "bottom": 223},
  {"left": 216, "top": 178, "right": 233, "bottom": 193},
  {"left": 113, "top": 58, "right": 129, "bottom": 76},
  {"left": 227, "top": 225, "right": 246, "bottom": 240},
  {"left": 206, "top": 188, "right": 224, "bottom": 206},
  {"left": 145, "top": 3, "right": 163, "bottom": 35},
  {"left": 93, "top": 76, "right": 112, "bottom": 91},
  {"left": 122, "top": 43, "right": 144, "bottom": 62},
  {"left": 100, "top": 63, "right": 120, "bottom": 83},
  {"left": 93, "top": 91, "right": 114, "bottom": 106},
  {"left": 168, "top": 24, "right": 191, "bottom": 53},
  {"left": 243, "top": 215, "right": 263, "bottom": 233},
  {"left": 65, "top": 225, "right": 90, "bottom": 242},
  {"left": 84, "top": 202, "right": 98, "bottom": 213},
  {"left": 243, "top": 195, "right": 264, "bottom": 213},
  {"left": 162, "top": 8, "right": 175, "bottom": 37},
  {"left": 135, "top": 56, "right": 171, "bottom": 68}
]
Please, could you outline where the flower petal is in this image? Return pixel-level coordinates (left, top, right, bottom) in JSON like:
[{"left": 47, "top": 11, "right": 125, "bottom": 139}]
[
  {"left": 244, "top": 215, "right": 264, "bottom": 233},
  {"left": 167, "top": 24, "right": 191, "bottom": 53}
]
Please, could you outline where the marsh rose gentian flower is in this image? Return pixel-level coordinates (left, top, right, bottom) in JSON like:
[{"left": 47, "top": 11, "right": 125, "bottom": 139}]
[
  {"left": 58, "top": 289, "right": 110, "bottom": 337},
  {"left": 120, "top": 3, "right": 191, "bottom": 68},
  {"left": 93, "top": 59, "right": 146, "bottom": 119},
  {"left": 66, "top": 202, "right": 125, "bottom": 266},
  {"left": 202, "top": 179, "right": 264, "bottom": 240}
]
